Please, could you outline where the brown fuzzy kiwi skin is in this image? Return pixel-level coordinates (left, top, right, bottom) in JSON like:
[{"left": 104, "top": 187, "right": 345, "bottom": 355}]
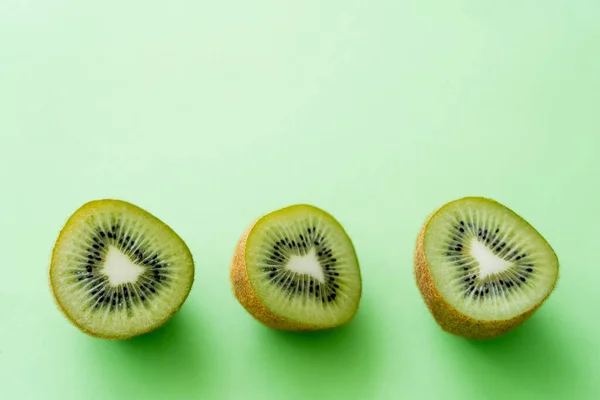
[
  {"left": 48, "top": 199, "right": 195, "bottom": 340},
  {"left": 230, "top": 208, "right": 360, "bottom": 332},
  {"left": 414, "top": 197, "right": 559, "bottom": 340}
]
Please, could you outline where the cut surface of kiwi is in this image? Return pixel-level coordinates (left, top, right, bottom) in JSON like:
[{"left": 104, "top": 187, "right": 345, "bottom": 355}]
[
  {"left": 230, "top": 204, "right": 362, "bottom": 331},
  {"left": 49, "top": 199, "right": 195, "bottom": 339},
  {"left": 414, "top": 197, "right": 559, "bottom": 339}
]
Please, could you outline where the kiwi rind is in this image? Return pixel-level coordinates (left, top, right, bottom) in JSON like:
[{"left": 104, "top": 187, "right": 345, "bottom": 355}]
[
  {"left": 49, "top": 199, "right": 195, "bottom": 340},
  {"left": 230, "top": 204, "right": 362, "bottom": 331},
  {"left": 413, "top": 197, "right": 559, "bottom": 340}
]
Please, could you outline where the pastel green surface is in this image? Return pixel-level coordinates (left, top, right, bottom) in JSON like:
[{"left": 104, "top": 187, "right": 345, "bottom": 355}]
[{"left": 0, "top": 1, "right": 598, "bottom": 399}]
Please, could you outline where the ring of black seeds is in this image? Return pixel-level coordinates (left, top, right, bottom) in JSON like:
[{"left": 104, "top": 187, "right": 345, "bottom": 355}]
[
  {"left": 262, "top": 226, "right": 340, "bottom": 303},
  {"left": 74, "top": 220, "right": 171, "bottom": 313},
  {"left": 445, "top": 219, "right": 536, "bottom": 299}
]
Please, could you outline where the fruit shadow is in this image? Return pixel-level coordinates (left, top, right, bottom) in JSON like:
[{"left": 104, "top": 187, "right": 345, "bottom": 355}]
[
  {"left": 253, "top": 303, "right": 383, "bottom": 398},
  {"left": 87, "top": 306, "right": 211, "bottom": 395},
  {"left": 442, "top": 313, "right": 588, "bottom": 398}
]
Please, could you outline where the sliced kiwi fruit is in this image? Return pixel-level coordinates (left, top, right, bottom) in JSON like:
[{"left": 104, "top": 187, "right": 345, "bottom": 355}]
[
  {"left": 49, "top": 199, "right": 195, "bottom": 339},
  {"left": 414, "top": 197, "right": 559, "bottom": 339},
  {"left": 230, "top": 204, "right": 362, "bottom": 331}
]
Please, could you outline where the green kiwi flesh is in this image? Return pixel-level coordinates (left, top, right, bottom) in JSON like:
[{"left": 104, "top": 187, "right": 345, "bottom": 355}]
[
  {"left": 416, "top": 197, "right": 559, "bottom": 338},
  {"left": 233, "top": 204, "right": 362, "bottom": 330},
  {"left": 49, "top": 199, "right": 195, "bottom": 339}
]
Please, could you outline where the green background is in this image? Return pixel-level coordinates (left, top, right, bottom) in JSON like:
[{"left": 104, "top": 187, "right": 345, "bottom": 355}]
[{"left": 1, "top": 1, "right": 599, "bottom": 399}]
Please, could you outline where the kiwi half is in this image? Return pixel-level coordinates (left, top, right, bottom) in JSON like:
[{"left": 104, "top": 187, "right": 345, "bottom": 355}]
[
  {"left": 230, "top": 204, "right": 362, "bottom": 331},
  {"left": 49, "top": 199, "right": 195, "bottom": 339},
  {"left": 414, "top": 197, "right": 559, "bottom": 339}
]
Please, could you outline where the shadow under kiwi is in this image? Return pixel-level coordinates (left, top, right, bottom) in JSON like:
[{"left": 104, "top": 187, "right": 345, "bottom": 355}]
[
  {"left": 438, "top": 312, "right": 589, "bottom": 398},
  {"left": 86, "top": 305, "right": 214, "bottom": 396},
  {"left": 252, "top": 301, "right": 383, "bottom": 399}
]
